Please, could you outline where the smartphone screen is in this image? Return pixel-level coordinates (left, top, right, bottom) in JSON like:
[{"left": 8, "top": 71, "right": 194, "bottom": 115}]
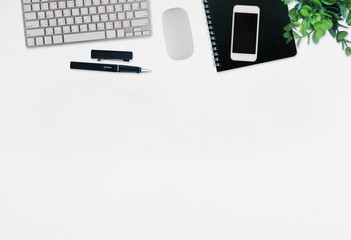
[{"left": 232, "top": 13, "right": 258, "bottom": 54}]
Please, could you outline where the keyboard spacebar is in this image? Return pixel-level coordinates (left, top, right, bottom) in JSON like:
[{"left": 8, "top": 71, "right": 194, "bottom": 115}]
[{"left": 63, "top": 31, "right": 106, "bottom": 43}]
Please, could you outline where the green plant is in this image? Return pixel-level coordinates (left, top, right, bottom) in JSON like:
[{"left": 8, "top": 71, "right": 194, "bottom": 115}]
[{"left": 282, "top": 0, "right": 351, "bottom": 56}]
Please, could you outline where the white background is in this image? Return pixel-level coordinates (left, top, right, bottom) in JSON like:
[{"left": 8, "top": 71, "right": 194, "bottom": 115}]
[{"left": 1, "top": 0, "right": 351, "bottom": 239}]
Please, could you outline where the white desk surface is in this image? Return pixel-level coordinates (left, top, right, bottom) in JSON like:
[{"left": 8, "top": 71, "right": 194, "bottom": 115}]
[{"left": 1, "top": 0, "right": 351, "bottom": 239}]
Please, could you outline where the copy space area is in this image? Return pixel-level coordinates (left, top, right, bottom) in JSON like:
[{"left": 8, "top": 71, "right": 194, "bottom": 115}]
[{"left": 0, "top": 0, "right": 351, "bottom": 239}]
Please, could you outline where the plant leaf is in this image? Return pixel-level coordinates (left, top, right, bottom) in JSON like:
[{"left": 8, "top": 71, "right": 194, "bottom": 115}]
[
  {"left": 302, "top": 5, "right": 313, "bottom": 12},
  {"left": 346, "top": 47, "right": 351, "bottom": 56},
  {"left": 310, "top": 0, "right": 323, "bottom": 8},
  {"left": 312, "top": 31, "right": 320, "bottom": 43},
  {"left": 322, "top": 0, "right": 338, "bottom": 5},
  {"left": 338, "top": 23, "right": 348, "bottom": 28},
  {"left": 300, "top": 9, "right": 309, "bottom": 17},
  {"left": 293, "top": 31, "right": 302, "bottom": 38},
  {"left": 329, "top": 28, "right": 337, "bottom": 37},
  {"left": 293, "top": 21, "right": 301, "bottom": 27},
  {"left": 347, "top": 12, "right": 351, "bottom": 26},
  {"left": 337, "top": 31, "right": 348, "bottom": 42},
  {"left": 314, "top": 19, "right": 333, "bottom": 30},
  {"left": 326, "top": 10, "right": 340, "bottom": 20}
]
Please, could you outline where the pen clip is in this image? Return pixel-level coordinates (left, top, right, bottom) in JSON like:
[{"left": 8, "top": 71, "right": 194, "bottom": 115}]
[{"left": 91, "top": 50, "right": 133, "bottom": 62}]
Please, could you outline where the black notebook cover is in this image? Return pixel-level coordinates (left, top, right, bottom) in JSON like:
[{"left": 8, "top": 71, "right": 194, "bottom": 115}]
[{"left": 204, "top": 0, "right": 297, "bottom": 72}]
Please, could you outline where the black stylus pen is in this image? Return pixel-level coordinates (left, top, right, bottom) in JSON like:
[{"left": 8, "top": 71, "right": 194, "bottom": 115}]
[{"left": 70, "top": 61, "right": 151, "bottom": 74}]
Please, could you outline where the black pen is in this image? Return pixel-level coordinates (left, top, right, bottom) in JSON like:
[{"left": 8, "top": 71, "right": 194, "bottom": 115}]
[{"left": 70, "top": 61, "right": 151, "bottom": 74}]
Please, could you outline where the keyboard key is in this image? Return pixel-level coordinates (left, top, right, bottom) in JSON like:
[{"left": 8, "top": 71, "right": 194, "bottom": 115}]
[
  {"left": 49, "top": 2, "right": 57, "bottom": 9},
  {"left": 63, "top": 26, "right": 71, "bottom": 33},
  {"left": 63, "top": 9, "right": 71, "bottom": 16},
  {"left": 26, "top": 28, "right": 44, "bottom": 37},
  {"left": 114, "top": 21, "right": 122, "bottom": 28},
  {"left": 75, "top": 16, "right": 83, "bottom": 24},
  {"left": 25, "top": 20, "right": 40, "bottom": 29},
  {"left": 97, "top": 23, "right": 105, "bottom": 30},
  {"left": 115, "top": 5, "right": 122, "bottom": 11},
  {"left": 118, "top": 12, "right": 125, "bottom": 19},
  {"left": 67, "top": 1, "right": 75, "bottom": 7},
  {"left": 23, "top": 5, "right": 31, "bottom": 12},
  {"left": 126, "top": 12, "right": 134, "bottom": 19},
  {"left": 66, "top": 17, "right": 74, "bottom": 24},
  {"left": 53, "top": 35, "right": 63, "bottom": 44},
  {"left": 41, "top": 3, "right": 49, "bottom": 10},
  {"left": 55, "top": 10, "right": 63, "bottom": 17},
  {"left": 44, "top": 36, "right": 52, "bottom": 45},
  {"left": 58, "top": 18, "right": 66, "bottom": 25},
  {"left": 140, "top": 2, "right": 148, "bottom": 9},
  {"left": 46, "top": 11, "right": 54, "bottom": 18},
  {"left": 135, "top": 10, "right": 148, "bottom": 18},
  {"left": 132, "top": 3, "right": 139, "bottom": 10},
  {"left": 101, "top": 14, "right": 108, "bottom": 21},
  {"left": 76, "top": 0, "right": 84, "bottom": 7},
  {"left": 131, "top": 18, "right": 149, "bottom": 27},
  {"left": 106, "top": 5, "right": 114, "bottom": 12},
  {"left": 24, "top": 12, "right": 37, "bottom": 20},
  {"left": 37, "top": 12, "right": 45, "bottom": 19},
  {"left": 32, "top": 4, "right": 40, "bottom": 11},
  {"left": 80, "top": 24, "right": 88, "bottom": 32},
  {"left": 93, "top": 0, "right": 101, "bottom": 5},
  {"left": 92, "top": 15, "right": 100, "bottom": 22},
  {"left": 84, "top": 0, "right": 92, "bottom": 6},
  {"left": 63, "top": 31, "right": 106, "bottom": 42},
  {"left": 72, "top": 8, "right": 80, "bottom": 16},
  {"left": 109, "top": 13, "right": 117, "bottom": 20},
  {"left": 105, "top": 22, "right": 113, "bottom": 29},
  {"left": 88, "top": 23, "right": 97, "bottom": 31},
  {"left": 81, "top": 7, "right": 88, "bottom": 15},
  {"left": 27, "top": 38, "right": 35, "bottom": 47},
  {"left": 45, "top": 28, "right": 53, "bottom": 35},
  {"left": 54, "top": 27, "right": 62, "bottom": 34},
  {"left": 71, "top": 25, "right": 79, "bottom": 32},
  {"left": 117, "top": 29, "right": 124, "bottom": 37},
  {"left": 89, "top": 7, "right": 97, "bottom": 14},
  {"left": 40, "top": 20, "right": 48, "bottom": 27},
  {"left": 49, "top": 19, "right": 57, "bottom": 26},
  {"left": 106, "top": 30, "right": 116, "bottom": 38},
  {"left": 122, "top": 20, "right": 130, "bottom": 27},
  {"left": 58, "top": 1, "right": 66, "bottom": 8},
  {"left": 35, "top": 37, "right": 44, "bottom": 45},
  {"left": 98, "top": 6, "right": 105, "bottom": 13},
  {"left": 83, "top": 16, "right": 91, "bottom": 23},
  {"left": 123, "top": 4, "right": 131, "bottom": 11}
]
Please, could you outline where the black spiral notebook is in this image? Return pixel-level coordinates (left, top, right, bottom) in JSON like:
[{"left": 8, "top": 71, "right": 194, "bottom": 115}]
[{"left": 203, "top": 0, "right": 297, "bottom": 72}]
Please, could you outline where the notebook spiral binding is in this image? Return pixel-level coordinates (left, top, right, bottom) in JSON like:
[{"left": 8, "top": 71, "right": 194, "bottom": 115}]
[{"left": 203, "top": 0, "right": 221, "bottom": 68}]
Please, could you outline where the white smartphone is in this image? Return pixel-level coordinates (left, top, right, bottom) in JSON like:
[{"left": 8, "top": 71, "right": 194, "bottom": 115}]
[{"left": 230, "top": 5, "right": 260, "bottom": 62}]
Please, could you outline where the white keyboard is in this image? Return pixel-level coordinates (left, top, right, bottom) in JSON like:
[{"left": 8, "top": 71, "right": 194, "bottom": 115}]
[{"left": 21, "top": 0, "right": 152, "bottom": 47}]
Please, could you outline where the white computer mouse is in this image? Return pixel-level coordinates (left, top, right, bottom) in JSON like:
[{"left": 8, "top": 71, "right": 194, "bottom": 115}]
[{"left": 162, "top": 8, "right": 194, "bottom": 60}]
